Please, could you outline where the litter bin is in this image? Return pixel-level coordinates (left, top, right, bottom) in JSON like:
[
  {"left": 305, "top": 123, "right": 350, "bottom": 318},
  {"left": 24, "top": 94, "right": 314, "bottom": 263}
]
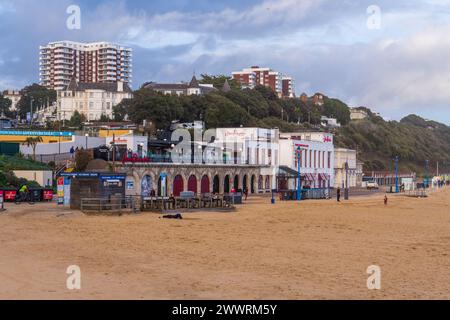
[{"left": 29, "top": 189, "right": 43, "bottom": 202}]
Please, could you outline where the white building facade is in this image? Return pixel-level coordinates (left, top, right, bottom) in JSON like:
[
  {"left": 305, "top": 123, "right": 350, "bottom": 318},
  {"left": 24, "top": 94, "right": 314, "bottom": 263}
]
[
  {"left": 278, "top": 132, "right": 335, "bottom": 189},
  {"left": 2, "top": 90, "right": 21, "bottom": 111},
  {"left": 334, "top": 148, "right": 363, "bottom": 188},
  {"left": 212, "top": 127, "right": 280, "bottom": 191},
  {"left": 57, "top": 79, "right": 133, "bottom": 122}
]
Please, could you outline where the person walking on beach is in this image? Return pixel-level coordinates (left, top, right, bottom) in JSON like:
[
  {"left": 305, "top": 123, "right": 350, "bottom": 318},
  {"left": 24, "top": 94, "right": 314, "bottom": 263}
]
[
  {"left": 384, "top": 195, "right": 388, "bottom": 206},
  {"left": 336, "top": 188, "right": 341, "bottom": 202}
]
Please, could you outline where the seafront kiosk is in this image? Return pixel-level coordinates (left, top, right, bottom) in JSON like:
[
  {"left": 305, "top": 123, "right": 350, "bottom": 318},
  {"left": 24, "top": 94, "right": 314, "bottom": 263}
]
[{"left": 60, "top": 172, "right": 126, "bottom": 210}]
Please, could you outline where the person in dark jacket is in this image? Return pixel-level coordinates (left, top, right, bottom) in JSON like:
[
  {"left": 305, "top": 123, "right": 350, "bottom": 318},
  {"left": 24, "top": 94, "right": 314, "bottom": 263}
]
[{"left": 336, "top": 187, "right": 341, "bottom": 202}]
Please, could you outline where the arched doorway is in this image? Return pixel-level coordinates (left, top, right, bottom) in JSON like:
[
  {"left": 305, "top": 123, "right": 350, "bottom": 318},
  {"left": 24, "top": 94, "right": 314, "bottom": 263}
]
[
  {"left": 141, "top": 175, "right": 153, "bottom": 197},
  {"left": 188, "top": 175, "right": 197, "bottom": 194},
  {"left": 251, "top": 175, "right": 256, "bottom": 194},
  {"left": 234, "top": 175, "right": 239, "bottom": 190},
  {"left": 201, "top": 175, "right": 210, "bottom": 194},
  {"left": 173, "top": 175, "right": 184, "bottom": 197},
  {"left": 243, "top": 175, "right": 248, "bottom": 191},
  {"left": 265, "top": 176, "right": 270, "bottom": 191},
  {"left": 158, "top": 173, "right": 168, "bottom": 197},
  {"left": 213, "top": 175, "right": 220, "bottom": 194},
  {"left": 224, "top": 175, "right": 230, "bottom": 194}
]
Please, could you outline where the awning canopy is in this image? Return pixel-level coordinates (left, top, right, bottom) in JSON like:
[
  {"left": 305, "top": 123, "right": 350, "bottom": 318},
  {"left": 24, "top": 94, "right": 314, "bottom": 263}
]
[{"left": 277, "top": 166, "right": 300, "bottom": 178}]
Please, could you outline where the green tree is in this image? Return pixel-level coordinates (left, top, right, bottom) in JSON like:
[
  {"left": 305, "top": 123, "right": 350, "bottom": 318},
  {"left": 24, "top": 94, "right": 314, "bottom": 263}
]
[
  {"left": 199, "top": 74, "right": 241, "bottom": 90},
  {"left": 128, "top": 88, "right": 183, "bottom": 129},
  {"left": 0, "top": 94, "right": 13, "bottom": 118},
  {"left": 74, "top": 149, "right": 93, "bottom": 172},
  {"left": 322, "top": 98, "right": 351, "bottom": 126},
  {"left": 69, "top": 110, "right": 87, "bottom": 128},
  {"left": 112, "top": 98, "right": 132, "bottom": 121},
  {"left": 16, "top": 84, "right": 56, "bottom": 120},
  {"left": 23, "top": 136, "right": 43, "bottom": 161}
]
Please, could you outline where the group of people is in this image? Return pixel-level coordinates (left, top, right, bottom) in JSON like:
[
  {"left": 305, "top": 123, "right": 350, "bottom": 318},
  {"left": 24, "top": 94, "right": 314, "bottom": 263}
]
[{"left": 69, "top": 146, "right": 81, "bottom": 158}]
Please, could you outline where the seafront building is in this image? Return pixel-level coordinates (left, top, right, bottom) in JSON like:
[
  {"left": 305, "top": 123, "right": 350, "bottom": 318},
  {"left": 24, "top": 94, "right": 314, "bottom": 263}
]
[
  {"left": 39, "top": 41, "right": 132, "bottom": 91},
  {"left": 57, "top": 78, "right": 133, "bottom": 121},
  {"left": 142, "top": 76, "right": 216, "bottom": 96},
  {"left": 334, "top": 148, "right": 363, "bottom": 188},
  {"left": 278, "top": 132, "right": 335, "bottom": 189}
]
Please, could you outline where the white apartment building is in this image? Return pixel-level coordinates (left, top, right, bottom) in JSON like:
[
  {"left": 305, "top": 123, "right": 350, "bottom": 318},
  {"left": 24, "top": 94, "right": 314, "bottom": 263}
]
[
  {"left": 57, "top": 78, "right": 133, "bottom": 122},
  {"left": 2, "top": 90, "right": 21, "bottom": 111},
  {"left": 40, "top": 41, "right": 132, "bottom": 91},
  {"left": 278, "top": 132, "right": 335, "bottom": 189}
]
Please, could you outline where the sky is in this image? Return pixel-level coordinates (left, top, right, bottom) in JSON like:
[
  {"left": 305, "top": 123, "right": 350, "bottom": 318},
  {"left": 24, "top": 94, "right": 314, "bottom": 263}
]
[{"left": 1, "top": 0, "right": 450, "bottom": 124}]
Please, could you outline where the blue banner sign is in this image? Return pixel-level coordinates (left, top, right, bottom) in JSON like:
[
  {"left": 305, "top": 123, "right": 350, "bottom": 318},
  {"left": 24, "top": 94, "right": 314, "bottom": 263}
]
[
  {"left": 60, "top": 172, "right": 100, "bottom": 178},
  {"left": 0, "top": 130, "right": 74, "bottom": 137},
  {"left": 100, "top": 175, "right": 126, "bottom": 181}
]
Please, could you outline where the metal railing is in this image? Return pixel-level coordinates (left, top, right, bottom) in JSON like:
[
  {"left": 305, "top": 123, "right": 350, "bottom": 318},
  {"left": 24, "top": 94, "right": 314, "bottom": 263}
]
[
  {"left": 80, "top": 197, "right": 138, "bottom": 215},
  {"left": 404, "top": 189, "right": 428, "bottom": 198}
]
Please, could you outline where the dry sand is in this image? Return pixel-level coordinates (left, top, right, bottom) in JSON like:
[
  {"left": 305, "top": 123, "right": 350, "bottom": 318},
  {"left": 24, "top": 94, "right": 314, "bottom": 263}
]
[{"left": 1, "top": 188, "right": 450, "bottom": 300}]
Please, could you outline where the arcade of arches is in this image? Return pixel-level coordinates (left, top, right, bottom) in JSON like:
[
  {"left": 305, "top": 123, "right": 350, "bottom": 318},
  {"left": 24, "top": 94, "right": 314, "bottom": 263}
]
[{"left": 118, "top": 164, "right": 271, "bottom": 197}]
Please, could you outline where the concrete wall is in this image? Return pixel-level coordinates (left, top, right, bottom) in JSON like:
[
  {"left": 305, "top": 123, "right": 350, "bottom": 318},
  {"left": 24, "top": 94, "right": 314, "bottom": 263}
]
[
  {"left": 13, "top": 170, "right": 54, "bottom": 187},
  {"left": 20, "top": 136, "right": 106, "bottom": 155}
]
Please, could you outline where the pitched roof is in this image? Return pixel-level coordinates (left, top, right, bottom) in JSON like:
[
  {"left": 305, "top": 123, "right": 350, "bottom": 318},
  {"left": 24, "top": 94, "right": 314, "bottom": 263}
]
[
  {"left": 144, "top": 82, "right": 188, "bottom": 91},
  {"left": 222, "top": 79, "right": 231, "bottom": 92},
  {"left": 189, "top": 75, "right": 200, "bottom": 88},
  {"left": 64, "top": 81, "right": 133, "bottom": 93}
]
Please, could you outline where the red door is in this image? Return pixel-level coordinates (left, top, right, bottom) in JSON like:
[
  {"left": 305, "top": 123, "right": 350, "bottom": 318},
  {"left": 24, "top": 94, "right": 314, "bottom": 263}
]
[
  {"left": 201, "top": 176, "right": 210, "bottom": 194},
  {"left": 173, "top": 175, "right": 184, "bottom": 197},
  {"left": 188, "top": 175, "right": 197, "bottom": 194}
]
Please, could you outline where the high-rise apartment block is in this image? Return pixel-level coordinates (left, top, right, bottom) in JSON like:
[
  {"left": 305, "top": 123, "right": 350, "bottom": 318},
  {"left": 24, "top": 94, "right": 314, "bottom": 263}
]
[
  {"left": 232, "top": 66, "right": 295, "bottom": 98},
  {"left": 39, "top": 41, "right": 132, "bottom": 91}
]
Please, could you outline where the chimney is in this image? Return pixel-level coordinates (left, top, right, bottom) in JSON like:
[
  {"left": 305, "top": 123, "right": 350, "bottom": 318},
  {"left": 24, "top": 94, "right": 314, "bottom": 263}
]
[{"left": 117, "top": 81, "right": 124, "bottom": 92}]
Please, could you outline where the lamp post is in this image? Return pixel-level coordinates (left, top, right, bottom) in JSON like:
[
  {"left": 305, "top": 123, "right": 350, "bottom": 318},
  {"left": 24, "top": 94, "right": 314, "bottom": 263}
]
[
  {"left": 395, "top": 155, "right": 399, "bottom": 193},
  {"left": 297, "top": 146, "right": 302, "bottom": 202},
  {"left": 85, "top": 133, "right": 89, "bottom": 149},
  {"left": 344, "top": 161, "right": 349, "bottom": 200},
  {"left": 30, "top": 98, "right": 34, "bottom": 128},
  {"left": 425, "top": 159, "right": 430, "bottom": 188}
]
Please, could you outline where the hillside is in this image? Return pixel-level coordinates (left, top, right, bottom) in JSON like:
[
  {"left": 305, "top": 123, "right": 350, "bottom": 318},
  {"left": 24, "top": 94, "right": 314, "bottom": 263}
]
[
  {"left": 116, "top": 75, "right": 450, "bottom": 174},
  {"left": 335, "top": 114, "right": 450, "bottom": 174}
]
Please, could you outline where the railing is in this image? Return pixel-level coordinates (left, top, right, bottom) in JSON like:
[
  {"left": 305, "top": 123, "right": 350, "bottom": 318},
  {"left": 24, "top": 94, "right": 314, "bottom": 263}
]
[
  {"left": 404, "top": 189, "right": 428, "bottom": 198},
  {"left": 80, "top": 197, "right": 138, "bottom": 215},
  {"left": 36, "top": 153, "right": 73, "bottom": 164}
]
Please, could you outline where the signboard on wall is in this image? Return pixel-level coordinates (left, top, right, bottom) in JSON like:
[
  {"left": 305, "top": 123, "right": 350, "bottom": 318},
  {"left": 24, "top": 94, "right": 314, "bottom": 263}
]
[{"left": 57, "top": 177, "right": 64, "bottom": 205}]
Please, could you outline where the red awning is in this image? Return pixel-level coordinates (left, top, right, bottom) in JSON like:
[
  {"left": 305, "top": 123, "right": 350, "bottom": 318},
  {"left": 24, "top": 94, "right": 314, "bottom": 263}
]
[{"left": 319, "top": 173, "right": 329, "bottom": 181}]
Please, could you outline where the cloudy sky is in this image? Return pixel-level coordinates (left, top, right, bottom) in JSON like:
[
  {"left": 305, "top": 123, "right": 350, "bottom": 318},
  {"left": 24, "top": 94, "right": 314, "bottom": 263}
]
[{"left": 1, "top": 0, "right": 450, "bottom": 123}]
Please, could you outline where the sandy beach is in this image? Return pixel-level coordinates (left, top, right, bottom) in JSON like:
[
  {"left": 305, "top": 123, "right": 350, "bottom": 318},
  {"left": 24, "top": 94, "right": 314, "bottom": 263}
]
[{"left": 1, "top": 188, "right": 450, "bottom": 300}]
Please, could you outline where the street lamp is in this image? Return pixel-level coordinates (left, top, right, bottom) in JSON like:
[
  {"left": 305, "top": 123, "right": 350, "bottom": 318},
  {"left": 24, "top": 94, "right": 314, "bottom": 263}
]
[
  {"left": 344, "top": 161, "right": 349, "bottom": 200},
  {"left": 85, "top": 133, "right": 89, "bottom": 149}
]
